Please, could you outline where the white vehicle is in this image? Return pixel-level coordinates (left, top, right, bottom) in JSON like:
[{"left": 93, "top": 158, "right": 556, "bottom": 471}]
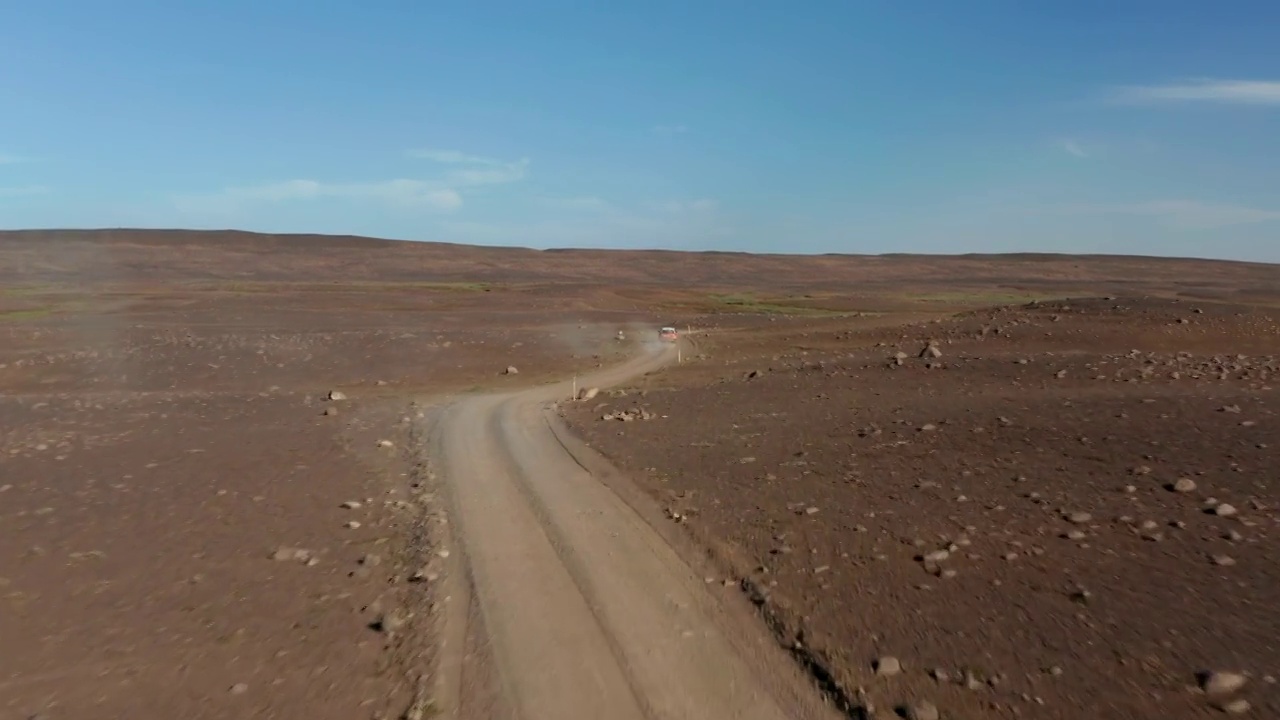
[{"left": 659, "top": 326, "right": 678, "bottom": 342}]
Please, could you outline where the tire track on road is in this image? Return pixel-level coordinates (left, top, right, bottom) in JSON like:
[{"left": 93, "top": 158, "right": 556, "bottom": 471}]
[{"left": 431, "top": 344, "right": 839, "bottom": 720}]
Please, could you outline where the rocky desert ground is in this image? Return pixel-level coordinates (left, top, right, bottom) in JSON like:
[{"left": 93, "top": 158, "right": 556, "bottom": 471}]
[{"left": 3, "top": 229, "right": 1278, "bottom": 720}]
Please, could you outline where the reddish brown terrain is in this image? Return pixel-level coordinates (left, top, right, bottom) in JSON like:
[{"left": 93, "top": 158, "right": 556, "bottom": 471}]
[
  {"left": 2, "top": 229, "right": 1278, "bottom": 719},
  {"left": 567, "top": 297, "right": 1280, "bottom": 719}
]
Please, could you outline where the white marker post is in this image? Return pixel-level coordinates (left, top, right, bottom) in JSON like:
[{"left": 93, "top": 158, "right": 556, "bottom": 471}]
[{"left": 572, "top": 375, "right": 577, "bottom": 402}]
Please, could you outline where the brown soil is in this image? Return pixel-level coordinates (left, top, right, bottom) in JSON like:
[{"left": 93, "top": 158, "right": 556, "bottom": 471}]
[
  {"left": 4, "top": 229, "right": 1279, "bottom": 719},
  {"left": 566, "top": 296, "right": 1280, "bottom": 719}
]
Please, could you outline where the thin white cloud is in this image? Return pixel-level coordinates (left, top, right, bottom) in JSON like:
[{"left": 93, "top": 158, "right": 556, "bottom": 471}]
[
  {"left": 536, "top": 195, "right": 615, "bottom": 212},
  {"left": 0, "top": 153, "right": 27, "bottom": 165},
  {"left": 1056, "top": 139, "right": 1088, "bottom": 158},
  {"left": 660, "top": 198, "right": 717, "bottom": 213},
  {"left": 174, "top": 179, "right": 462, "bottom": 214},
  {"left": 449, "top": 159, "right": 529, "bottom": 187},
  {"left": 1052, "top": 199, "right": 1280, "bottom": 230},
  {"left": 407, "top": 148, "right": 529, "bottom": 187},
  {"left": 0, "top": 185, "right": 50, "bottom": 198},
  {"left": 652, "top": 124, "right": 689, "bottom": 135},
  {"left": 1111, "top": 78, "right": 1280, "bottom": 106},
  {"left": 407, "top": 149, "right": 504, "bottom": 165}
]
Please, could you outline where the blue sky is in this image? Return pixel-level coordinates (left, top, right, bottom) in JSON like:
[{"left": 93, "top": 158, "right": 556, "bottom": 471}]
[{"left": 2, "top": 2, "right": 1279, "bottom": 261}]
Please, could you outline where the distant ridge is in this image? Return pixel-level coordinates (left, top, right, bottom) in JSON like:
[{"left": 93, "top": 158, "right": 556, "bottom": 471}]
[{"left": 2, "top": 229, "right": 1278, "bottom": 298}]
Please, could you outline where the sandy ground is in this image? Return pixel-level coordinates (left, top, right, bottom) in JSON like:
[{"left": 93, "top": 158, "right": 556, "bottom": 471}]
[{"left": 4, "top": 229, "right": 1280, "bottom": 719}]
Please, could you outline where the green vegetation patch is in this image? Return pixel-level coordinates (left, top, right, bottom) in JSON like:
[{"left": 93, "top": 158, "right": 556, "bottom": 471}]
[
  {"left": 0, "top": 307, "right": 57, "bottom": 322},
  {"left": 205, "top": 280, "right": 497, "bottom": 294},
  {"left": 704, "top": 293, "right": 862, "bottom": 317}
]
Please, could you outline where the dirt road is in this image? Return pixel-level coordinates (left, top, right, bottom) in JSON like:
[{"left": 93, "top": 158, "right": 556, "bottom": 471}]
[{"left": 430, "top": 343, "right": 835, "bottom": 720}]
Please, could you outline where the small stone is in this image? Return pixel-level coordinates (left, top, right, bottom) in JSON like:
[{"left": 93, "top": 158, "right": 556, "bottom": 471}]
[
  {"left": 1048, "top": 665, "right": 1064, "bottom": 677},
  {"left": 372, "top": 609, "right": 407, "bottom": 634},
  {"left": 923, "top": 550, "right": 950, "bottom": 563},
  {"left": 1201, "top": 671, "right": 1247, "bottom": 696},
  {"left": 1216, "top": 698, "right": 1251, "bottom": 714},
  {"left": 230, "top": 683, "right": 249, "bottom": 695},
  {"left": 1172, "top": 478, "right": 1197, "bottom": 493},
  {"left": 323, "top": 406, "right": 338, "bottom": 416},
  {"left": 1214, "top": 504, "right": 1239, "bottom": 518},
  {"left": 345, "top": 521, "right": 362, "bottom": 529},
  {"left": 327, "top": 390, "right": 346, "bottom": 401},
  {"left": 1063, "top": 530, "right": 1087, "bottom": 541},
  {"left": 1212, "top": 555, "right": 1236, "bottom": 567},
  {"left": 341, "top": 501, "right": 362, "bottom": 509},
  {"left": 1066, "top": 511, "right": 1092, "bottom": 524},
  {"left": 930, "top": 668, "right": 952, "bottom": 683},
  {"left": 905, "top": 699, "right": 940, "bottom": 720},
  {"left": 919, "top": 424, "right": 937, "bottom": 432},
  {"left": 505, "top": 366, "right": 519, "bottom": 375},
  {"left": 1224, "top": 530, "right": 1244, "bottom": 542},
  {"left": 805, "top": 506, "right": 820, "bottom": 515},
  {"left": 377, "top": 439, "right": 393, "bottom": 448},
  {"left": 875, "top": 656, "right": 902, "bottom": 677},
  {"left": 271, "top": 547, "right": 311, "bottom": 562},
  {"left": 359, "top": 554, "right": 381, "bottom": 567}
]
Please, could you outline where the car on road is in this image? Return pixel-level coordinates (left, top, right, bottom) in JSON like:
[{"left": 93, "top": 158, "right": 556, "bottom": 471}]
[{"left": 659, "top": 326, "right": 678, "bottom": 342}]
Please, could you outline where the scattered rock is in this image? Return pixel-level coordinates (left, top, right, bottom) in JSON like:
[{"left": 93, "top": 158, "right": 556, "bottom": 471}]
[
  {"left": 1216, "top": 698, "right": 1251, "bottom": 714},
  {"left": 905, "top": 699, "right": 940, "bottom": 720},
  {"left": 504, "top": 366, "right": 519, "bottom": 375},
  {"left": 229, "top": 683, "right": 249, "bottom": 695},
  {"left": 341, "top": 500, "right": 363, "bottom": 509},
  {"left": 1172, "top": 478, "right": 1197, "bottom": 493},
  {"left": 1201, "top": 671, "right": 1247, "bottom": 696},
  {"left": 377, "top": 439, "right": 393, "bottom": 448},
  {"left": 1211, "top": 555, "right": 1236, "bottom": 567},
  {"left": 409, "top": 568, "right": 439, "bottom": 583},
  {"left": 1066, "top": 511, "right": 1093, "bottom": 524},
  {"left": 371, "top": 608, "right": 407, "bottom": 634},
  {"left": 323, "top": 406, "right": 338, "bottom": 416},
  {"left": 327, "top": 390, "right": 347, "bottom": 401},
  {"left": 1063, "top": 530, "right": 1087, "bottom": 541},
  {"left": 963, "top": 670, "right": 984, "bottom": 690},
  {"left": 578, "top": 387, "right": 600, "bottom": 401},
  {"left": 875, "top": 656, "right": 902, "bottom": 677},
  {"left": 1214, "top": 504, "right": 1239, "bottom": 518},
  {"left": 271, "top": 547, "right": 312, "bottom": 563},
  {"left": 345, "top": 521, "right": 362, "bottom": 529}
]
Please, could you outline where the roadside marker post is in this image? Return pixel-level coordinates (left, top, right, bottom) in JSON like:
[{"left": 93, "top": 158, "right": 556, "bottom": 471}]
[{"left": 572, "top": 375, "right": 577, "bottom": 402}]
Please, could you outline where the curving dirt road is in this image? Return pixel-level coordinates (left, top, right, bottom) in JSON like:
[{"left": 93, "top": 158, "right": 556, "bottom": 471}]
[{"left": 430, "top": 343, "right": 837, "bottom": 720}]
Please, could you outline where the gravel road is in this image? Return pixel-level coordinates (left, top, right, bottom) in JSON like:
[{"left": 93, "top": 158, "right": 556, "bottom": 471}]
[{"left": 431, "top": 343, "right": 834, "bottom": 719}]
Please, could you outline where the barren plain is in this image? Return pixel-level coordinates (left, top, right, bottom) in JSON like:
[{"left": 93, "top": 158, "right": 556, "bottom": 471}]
[{"left": 3, "top": 229, "right": 1278, "bottom": 719}]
